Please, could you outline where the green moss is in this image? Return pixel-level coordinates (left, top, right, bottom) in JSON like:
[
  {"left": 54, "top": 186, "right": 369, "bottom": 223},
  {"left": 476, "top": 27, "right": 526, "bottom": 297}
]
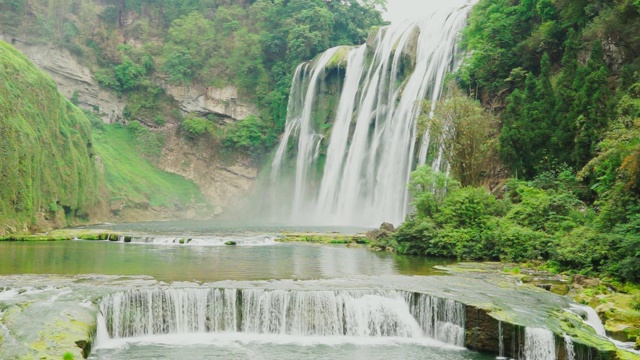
[
  {"left": 325, "top": 46, "right": 351, "bottom": 70},
  {"left": 0, "top": 41, "right": 99, "bottom": 231}
]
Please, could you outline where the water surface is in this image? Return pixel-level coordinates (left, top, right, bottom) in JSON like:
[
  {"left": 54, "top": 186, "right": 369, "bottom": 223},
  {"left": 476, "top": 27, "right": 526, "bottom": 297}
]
[
  {"left": 90, "top": 334, "right": 493, "bottom": 360},
  {"left": 0, "top": 240, "right": 453, "bottom": 282}
]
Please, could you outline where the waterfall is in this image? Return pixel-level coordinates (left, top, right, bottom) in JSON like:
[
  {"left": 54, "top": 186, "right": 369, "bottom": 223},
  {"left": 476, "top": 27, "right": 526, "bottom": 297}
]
[
  {"left": 563, "top": 333, "right": 576, "bottom": 360},
  {"left": 405, "top": 293, "right": 466, "bottom": 346},
  {"left": 99, "top": 288, "right": 465, "bottom": 346},
  {"left": 569, "top": 304, "right": 607, "bottom": 336},
  {"left": 498, "top": 321, "right": 505, "bottom": 359},
  {"left": 269, "top": 1, "right": 475, "bottom": 226},
  {"left": 524, "top": 327, "right": 556, "bottom": 360}
]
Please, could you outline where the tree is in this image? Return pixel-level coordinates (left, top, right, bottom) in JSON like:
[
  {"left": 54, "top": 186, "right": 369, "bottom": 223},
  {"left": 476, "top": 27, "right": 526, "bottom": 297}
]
[
  {"left": 573, "top": 40, "right": 612, "bottom": 168},
  {"left": 430, "top": 85, "right": 500, "bottom": 187}
]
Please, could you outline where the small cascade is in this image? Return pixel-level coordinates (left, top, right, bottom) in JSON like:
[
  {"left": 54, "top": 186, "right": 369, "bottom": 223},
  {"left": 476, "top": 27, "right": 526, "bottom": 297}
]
[
  {"left": 94, "top": 313, "right": 111, "bottom": 349},
  {"left": 113, "top": 235, "right": 278, "bottom": 246},
  {"left": 405, "top": 293, "right": 466, "bottom": 346},
  {"left": 497, "top": 321, "right": 506, "bottom": 359},
  {"left": 99, "top": 288, "right": 466, "bottom": 346},
  {"left": 269, "top": 1, "right": 476, "bottom": 226},
  {"left": 569, "top": 304, "right": 606, "bottom": 336},
  {"left": 563, "top": 333, "right": 576, "bottom": 360},
  {"left": 524, "top": 327, "right": 556, "bottom": 360}
]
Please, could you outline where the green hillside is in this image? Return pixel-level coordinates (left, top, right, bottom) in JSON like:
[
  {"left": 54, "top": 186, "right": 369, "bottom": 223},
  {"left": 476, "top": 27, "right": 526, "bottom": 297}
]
[
  {"left": 0, "top": 40, "right": 99, "bottom": 232},
  {"left": 0, "top": 40, "right": 204, "bottom": 233}
]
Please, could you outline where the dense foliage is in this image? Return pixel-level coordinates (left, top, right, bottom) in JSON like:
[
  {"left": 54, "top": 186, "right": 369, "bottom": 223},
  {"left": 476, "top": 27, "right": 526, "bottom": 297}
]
[
  {"left": 459, "top": 0, "right": 640, "bottom": 177},
  {"left": 0, "top": 0, "right": 385, "bottom": 159},
  {"left": 381, "top": 166, "right": 639, "bottom": 282},
  {"left": 381, "top": 0, "right": 640, "bottom": 283}
]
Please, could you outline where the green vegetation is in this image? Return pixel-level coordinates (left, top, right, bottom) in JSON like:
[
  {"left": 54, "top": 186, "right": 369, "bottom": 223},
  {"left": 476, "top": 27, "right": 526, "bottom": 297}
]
[
  {"left": 0, "top": 0, "right": 386, "bottom": 160},
  {"left": 93, "top": 124, "right": 204, "bottom": 208},
  {"left": 375, "top": 0, "right": 640, "bottom": 285},
  {"left": 382, "top": 163, "right": 639, "bottom": 282},
  {"left": 0, "top": 41, "right": 98, "bottom": 232},
  {"left": 279, "top": 233, "right": 367, "bottom": 245}
]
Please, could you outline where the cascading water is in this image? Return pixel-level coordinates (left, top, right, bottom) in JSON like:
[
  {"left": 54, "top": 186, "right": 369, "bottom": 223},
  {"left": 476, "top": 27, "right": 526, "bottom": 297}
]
[
  {"left": 563, "top": 333, "right": 576, "bottom": 360},
  {"left": 524, "top": 327, "right": 556, "bottom": 360},
  {"left": 569, "top": 304, "right": 606, "bottom": 336},
  {"left": 269, "top": 1, "right": 475, "bottom": 226},
  {"left": 405, "top": 292, "right": 466, "bottom": 346},
  {"left": 497, "top": 321, "right": 506, "bottom": 359},
  {"left": 98, "top": 288, "right": 466, "bottom": 346},
  {"left": 115, "top": 235, "right": 278, "bottom": 246}
]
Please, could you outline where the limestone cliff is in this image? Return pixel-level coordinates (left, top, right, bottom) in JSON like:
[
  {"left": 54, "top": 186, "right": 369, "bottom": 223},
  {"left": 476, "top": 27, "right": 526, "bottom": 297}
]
[
  {"left": 0, "top": 34, "right": 126, "bottom": 123},
  {"left": 166, "top": 84, "right": 257, "bottom": 122},
  {"left": 0, "top": 34, "right": 260, "bottom": 219}
]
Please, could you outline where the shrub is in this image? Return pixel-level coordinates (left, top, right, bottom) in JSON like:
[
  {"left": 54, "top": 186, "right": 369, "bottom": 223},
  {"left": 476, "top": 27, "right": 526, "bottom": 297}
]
[
  {"left": 181, "top": 117, "right": 210, "bottom": 138},
  {"left": 221, "top": 115, "right": 272, "bottom": 155}
]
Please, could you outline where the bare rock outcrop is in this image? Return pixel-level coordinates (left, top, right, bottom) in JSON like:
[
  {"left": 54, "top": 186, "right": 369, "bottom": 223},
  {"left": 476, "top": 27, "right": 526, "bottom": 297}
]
[
  {"left": 157, "top": 125, "right": 258, "bottom": 215},
  {"left": 166, "top": 84, "right": 257, "bottom": 121}
]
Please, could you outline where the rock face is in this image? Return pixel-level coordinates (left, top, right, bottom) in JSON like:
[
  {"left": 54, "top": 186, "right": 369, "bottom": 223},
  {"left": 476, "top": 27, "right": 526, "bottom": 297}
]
[
  {"left": 157, "top": 125, "right": 258, "bottom": 215},
  {"left": 0, "top": 35, "right": 125, "bottom": 123},
  {"left": 166, "top": 84, "right": 257, "bottom": 121}
]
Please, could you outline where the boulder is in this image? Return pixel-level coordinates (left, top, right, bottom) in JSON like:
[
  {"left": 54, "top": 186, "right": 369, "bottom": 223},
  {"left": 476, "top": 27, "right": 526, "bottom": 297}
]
[
  {"left": 573, "top": 275, "right": 601, "bottom": 288},
  {"left": 380, "top": 222, "right": 396, "bottom": 232}
]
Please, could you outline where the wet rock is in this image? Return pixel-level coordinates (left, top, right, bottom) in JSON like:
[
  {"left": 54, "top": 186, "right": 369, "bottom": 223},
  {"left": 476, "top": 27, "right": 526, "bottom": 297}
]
[
  {"left": 573, "top": 275, "right": 601, "bottom": 288},
  {"left": 123, "top": 236, "right": 132, "bottom": 243},
  {"left": 380, "top": 222, "right": 395, "bottom": 232},
  {"left": 225, "top": 241, "right": 237, "bottom": 246},
  {"left": 550, "top": 284, "right": 570, "bottom": 295},
  {"left": 75, "top": 339, "right": 91, "bottom": 358}
]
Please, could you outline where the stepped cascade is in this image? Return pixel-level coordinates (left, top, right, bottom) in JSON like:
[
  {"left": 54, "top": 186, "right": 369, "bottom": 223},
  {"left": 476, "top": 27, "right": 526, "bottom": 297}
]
[
  {"left": 270, "top": 1, "right": 475, "bottom": 226},
  {"left": 99, "top": 288, "right": 466, "bottom": 346},
  {"left": 524, "top": 327, "right": 556, "bottom": 360}
]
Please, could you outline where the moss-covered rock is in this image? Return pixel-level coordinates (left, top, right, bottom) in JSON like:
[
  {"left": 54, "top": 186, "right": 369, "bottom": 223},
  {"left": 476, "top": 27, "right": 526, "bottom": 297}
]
[
  {"left": 325, "top": 46, "right": 352, "bottom": 71},
  {"left": 278, "top": 232, "right": 366, "bottom": 245}
]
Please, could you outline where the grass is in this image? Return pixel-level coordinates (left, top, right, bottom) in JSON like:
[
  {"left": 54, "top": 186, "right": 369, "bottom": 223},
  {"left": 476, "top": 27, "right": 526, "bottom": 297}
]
[{"left": 93, "top": 124, "right": 205, "bottom": 208}]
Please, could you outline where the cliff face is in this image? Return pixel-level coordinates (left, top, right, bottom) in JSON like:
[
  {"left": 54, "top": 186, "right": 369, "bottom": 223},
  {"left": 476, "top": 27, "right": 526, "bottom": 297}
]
[
  {"left": 0, "top": 41, "right": 103, "bottom": 235},
  {"left": 158, "top": 126, "right": 257, "bottom": 215},
  {"left": 0, "top": 34, "right": 260, "bottom": 219},
  {"left": 0, "top": 34, "right": 126, "bottom": 123}
]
